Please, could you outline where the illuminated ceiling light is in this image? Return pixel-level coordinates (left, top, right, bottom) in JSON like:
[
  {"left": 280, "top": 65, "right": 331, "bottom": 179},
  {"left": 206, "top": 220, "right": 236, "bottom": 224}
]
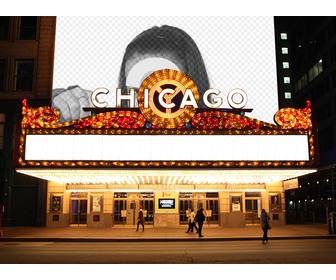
[{"left": 16, "top": 168, "right": 317, "bottom": 185}]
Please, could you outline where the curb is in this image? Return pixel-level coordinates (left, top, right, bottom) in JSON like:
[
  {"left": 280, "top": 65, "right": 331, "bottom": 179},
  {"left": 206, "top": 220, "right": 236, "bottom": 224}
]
[{"left": 1, "top": 235, "right": 336, "bottom": 242}]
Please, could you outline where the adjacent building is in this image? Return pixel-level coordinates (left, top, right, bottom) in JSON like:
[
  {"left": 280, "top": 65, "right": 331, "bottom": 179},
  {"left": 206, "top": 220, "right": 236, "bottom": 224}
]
[
  {"left": 0, "top": 16, "right": 56, "bottom": 226},
  {"left": 274, "top": 16, "right": 336, "bottom": 223}
]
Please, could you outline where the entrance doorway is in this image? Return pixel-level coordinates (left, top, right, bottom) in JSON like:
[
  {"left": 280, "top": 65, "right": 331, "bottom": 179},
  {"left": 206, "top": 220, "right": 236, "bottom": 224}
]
[
  {"left": 70, "top": 199, "right": 87, "bottom": 225},
  {"left": 113, "top": 192, "right": 154, "bottom": 225},
  {"left": 179, "top": 192, "right": 219, "bottom": 224},
  {"left": 179, "top": 193, "right": 195, "bottom": 224},
  {"left": 206, "top": 198, "right": 219, "bottom": 223},
  {"left": 245, "top": 198, "right": 260, "bottom": 224},
  {"left": 113, "top": 192, "right": 127, "bottom": 224},
  {"left": 140, "top": 194, "right": 154, "bottom": 224}
]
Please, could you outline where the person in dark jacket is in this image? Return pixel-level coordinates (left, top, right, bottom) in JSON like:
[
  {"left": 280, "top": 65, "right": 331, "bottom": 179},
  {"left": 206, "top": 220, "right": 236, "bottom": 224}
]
[
  {"left": 195, "top": 207, "right": 206, "bottom": 238},
  {"left": 136, "top": 207, "right": 144, "bottom": 232},
  {"left": 260, "top": 209, "right": 271, "bottom": 243}
]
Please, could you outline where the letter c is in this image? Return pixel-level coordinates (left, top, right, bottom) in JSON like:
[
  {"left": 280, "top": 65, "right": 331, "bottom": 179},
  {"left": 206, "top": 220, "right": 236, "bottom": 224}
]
[{"left": 91, "top": 88, "right": 109, "bottom": 108}]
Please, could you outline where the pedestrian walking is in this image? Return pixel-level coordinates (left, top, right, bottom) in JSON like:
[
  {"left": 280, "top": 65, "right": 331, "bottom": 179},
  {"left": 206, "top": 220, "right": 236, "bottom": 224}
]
[
  {"left": 136, "top": 207, "right": 144, "bottom": 232},
  {"left": 195, "top": 206, "right": 205, "bottom": 238},
  {"left": 186, "top": 209, "right": 198, "bottom": 233},
  {"left": 260, "top": 209, "right": 271, "bottom": 244}
]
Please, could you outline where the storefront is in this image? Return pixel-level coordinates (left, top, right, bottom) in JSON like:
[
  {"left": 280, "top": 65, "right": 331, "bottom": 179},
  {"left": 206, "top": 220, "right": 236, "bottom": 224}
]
[
  {"left": 19, "top": 170, "right": 315, "bottom": 228},
  {"left": 16, "top": 69, "right": 317, "bottom": 228}
]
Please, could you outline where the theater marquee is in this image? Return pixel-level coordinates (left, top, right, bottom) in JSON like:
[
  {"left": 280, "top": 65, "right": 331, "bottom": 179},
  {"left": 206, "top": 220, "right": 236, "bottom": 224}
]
[{"left": 18, "top": 69, "right": 316, "bottom": 172}]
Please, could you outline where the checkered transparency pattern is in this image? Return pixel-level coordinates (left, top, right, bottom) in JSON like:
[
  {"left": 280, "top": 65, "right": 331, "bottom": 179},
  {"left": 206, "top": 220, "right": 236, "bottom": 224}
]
[{"left": 53, "top": 17, "right": 278, "bottom": 123}]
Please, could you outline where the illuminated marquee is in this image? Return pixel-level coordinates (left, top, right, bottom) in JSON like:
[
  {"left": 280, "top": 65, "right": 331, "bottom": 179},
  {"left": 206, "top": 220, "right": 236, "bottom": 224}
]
[{"left": 18, "top": 69, "right": 316, "bottom": 169}]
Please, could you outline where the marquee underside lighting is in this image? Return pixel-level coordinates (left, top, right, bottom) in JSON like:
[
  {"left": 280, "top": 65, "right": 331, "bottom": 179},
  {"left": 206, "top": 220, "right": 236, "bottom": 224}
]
[{"left": 16, "top": 168, "right": 316, "bottom": 185}]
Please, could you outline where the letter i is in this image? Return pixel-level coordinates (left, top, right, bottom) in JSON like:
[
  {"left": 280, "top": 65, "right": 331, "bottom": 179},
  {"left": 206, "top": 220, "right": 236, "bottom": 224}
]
[{"left": 144, "top": 89, "right": 149, "bottom": 108}]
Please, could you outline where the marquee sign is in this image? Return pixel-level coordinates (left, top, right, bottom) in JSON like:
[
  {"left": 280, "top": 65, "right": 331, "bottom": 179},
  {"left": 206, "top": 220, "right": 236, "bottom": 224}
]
[{"left": 18, "top": 70, "right": 316, "bottom": 169}]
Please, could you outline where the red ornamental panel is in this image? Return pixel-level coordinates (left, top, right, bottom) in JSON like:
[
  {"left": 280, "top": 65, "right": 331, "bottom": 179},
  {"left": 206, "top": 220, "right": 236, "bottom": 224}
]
[
  {"left": 191, "top": 111, "right": 276, "bottom": 130},
  {"left": 21, "top": 99, "right": 313, "bottom": 130},
  {"left": 21, "top": 99, "right": 146, "bottom": 129}
]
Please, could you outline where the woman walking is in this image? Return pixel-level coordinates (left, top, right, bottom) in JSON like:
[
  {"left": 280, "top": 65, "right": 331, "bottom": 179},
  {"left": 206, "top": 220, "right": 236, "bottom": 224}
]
[{"left": 260, "top": 209, "right": 271, "bottom": 244}]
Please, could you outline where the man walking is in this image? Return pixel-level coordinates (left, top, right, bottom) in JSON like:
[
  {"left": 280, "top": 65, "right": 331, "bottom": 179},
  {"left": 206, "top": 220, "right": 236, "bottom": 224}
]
[
  {"left": 260, "top": 209, "right": 271, "bottom": 244},
  {"left": 195, "top": 206, "right": 205, "bottom": 238},
  {"left": 136, "top": 206, "right": 144, "bottom": 232}
]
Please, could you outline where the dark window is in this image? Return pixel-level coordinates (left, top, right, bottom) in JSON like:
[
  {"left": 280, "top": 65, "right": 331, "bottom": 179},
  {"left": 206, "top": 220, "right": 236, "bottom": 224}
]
[
  {"left": 245, "top": 192, "right": 261, "bottom": 197},
  {"left": 0, "top": 59, "right": 5, "bottom": 91},
  {"left": 206, "top": 192, "right": 219, "bottom": 198},
  {"left": 0, "top": 17, "right": 10, "bottom": 40},
  {"left": 14, "top": 59, "right": 34, "bottom": 91},
  {"left": 18, "top": 17, "right": 37, "bottom": 40}
]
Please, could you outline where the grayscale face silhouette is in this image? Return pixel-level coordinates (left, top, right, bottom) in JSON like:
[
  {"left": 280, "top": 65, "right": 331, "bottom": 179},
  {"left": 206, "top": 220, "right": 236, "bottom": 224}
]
[{"left": 119, "top": 25, "right": 209, "bottom": 107}]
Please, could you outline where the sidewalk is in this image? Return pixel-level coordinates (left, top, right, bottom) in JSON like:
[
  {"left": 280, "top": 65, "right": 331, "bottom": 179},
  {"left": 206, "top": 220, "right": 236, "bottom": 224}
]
[{"left": 1, "top": 224, "right": 335, "bottom": 242}]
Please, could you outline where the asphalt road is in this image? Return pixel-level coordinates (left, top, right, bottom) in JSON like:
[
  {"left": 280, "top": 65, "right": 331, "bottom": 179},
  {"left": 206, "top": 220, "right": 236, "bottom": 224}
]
[{"left": 1, "top": 239, "right": 336, "bottom": 264}]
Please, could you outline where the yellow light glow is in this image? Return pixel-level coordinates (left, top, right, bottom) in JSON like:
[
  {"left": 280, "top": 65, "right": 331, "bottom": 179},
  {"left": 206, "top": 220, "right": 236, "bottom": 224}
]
[{"left": 16, "top": 168, "right": 316, "bottom": 185}]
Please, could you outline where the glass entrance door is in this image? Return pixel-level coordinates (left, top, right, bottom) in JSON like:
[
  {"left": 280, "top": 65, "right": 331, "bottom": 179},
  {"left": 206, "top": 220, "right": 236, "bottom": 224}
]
[
  {"left": 179, "top": 199, "right": 193, "bottom": 224},
  {"left": 141, "top": 199, "right": 154, "bottom": 224},
  {"left": 206, "top": 199, "right": 219, "bottom": 223},
  {"left": 245, "top": 198, "right": 260, "bottom": 224},
  {"left": 70, "top": 199, "right": 87, "bottom": 225},
  {"left": 113, "top": 200, "right": 127, "bottom": 224}
]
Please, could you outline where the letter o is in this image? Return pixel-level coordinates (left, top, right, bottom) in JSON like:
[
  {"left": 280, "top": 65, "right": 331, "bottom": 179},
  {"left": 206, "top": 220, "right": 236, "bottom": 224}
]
[{"left": 227, "top": 88, "right": 248, "bottom": 109}]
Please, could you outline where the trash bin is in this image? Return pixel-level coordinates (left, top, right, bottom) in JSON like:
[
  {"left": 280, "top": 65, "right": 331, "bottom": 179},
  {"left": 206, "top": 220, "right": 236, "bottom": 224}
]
[{"left": 328, "top": 212, "right": 336, "bottom": 234}]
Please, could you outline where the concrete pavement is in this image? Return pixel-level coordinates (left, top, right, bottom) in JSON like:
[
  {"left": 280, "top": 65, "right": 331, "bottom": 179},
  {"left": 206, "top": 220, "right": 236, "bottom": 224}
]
[
  {"left": 1, "top": 239, "right": 336, "bottom": 263},
  {"left": 0, "top": 224, "right": 334, "bottom": 242}
]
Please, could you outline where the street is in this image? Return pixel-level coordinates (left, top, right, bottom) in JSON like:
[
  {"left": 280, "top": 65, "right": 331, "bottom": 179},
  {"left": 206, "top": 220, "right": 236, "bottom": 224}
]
[{"left": 1, "top": 239, "right": 336, "bottom": 264}]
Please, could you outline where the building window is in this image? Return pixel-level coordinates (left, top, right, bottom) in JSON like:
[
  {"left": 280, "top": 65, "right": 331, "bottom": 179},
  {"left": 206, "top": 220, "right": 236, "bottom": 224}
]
[
  {"left": 308, "top": 59, "right": 323, "bottom": 82},
  {"left": 294, "top": 73, "right": 308, "bottom": 92},
  {"left": 14, "top": 59, "right": 34, "bottom": 91},
  {"left": 280, "top": 33, "right": 287, "bottom": 40},
  {"left": 282, "top": 62, "right": 289, "bottom": 69},
  {"left": 0, "top": 17, "right": 10, "bottom": 40},
  {"left": 281, "top": 47, "right": 288, "bottom": 54},
  {"left": 0, "top": 59, "right": 5, "bottom": 91},
  {"left": 18, "top": 17, "right": 38, "bottom": 40},
  {"left": 0, "top": 114, "right": 5, "bottom": 150},
  {"left": 284, "top": 77, "right": 290, "bottom": 84},
  {"left": 284, "top": 92, "right": 291, "bottom": 99}
]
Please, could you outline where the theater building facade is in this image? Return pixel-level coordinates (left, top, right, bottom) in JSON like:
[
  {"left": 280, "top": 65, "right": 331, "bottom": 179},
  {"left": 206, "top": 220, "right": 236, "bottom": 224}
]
[{"left": 16, "top": 69, "right": 317, "bottom": 228}]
